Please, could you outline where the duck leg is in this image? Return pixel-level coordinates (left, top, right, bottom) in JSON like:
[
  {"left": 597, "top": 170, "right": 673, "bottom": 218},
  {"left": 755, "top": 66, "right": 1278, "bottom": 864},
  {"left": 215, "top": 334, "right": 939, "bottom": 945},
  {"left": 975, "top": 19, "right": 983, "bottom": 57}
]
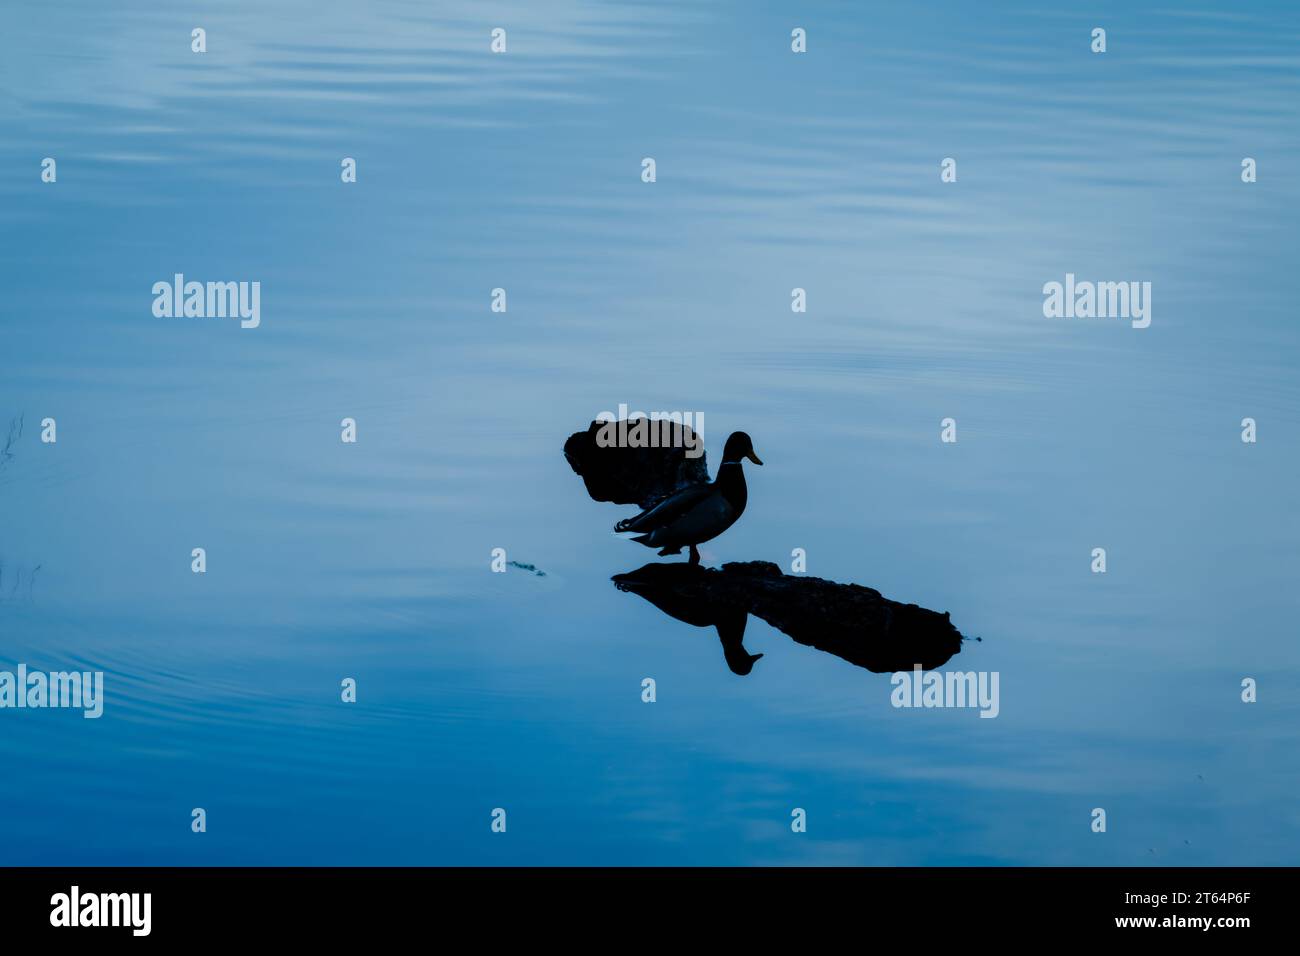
[{"left": 688, "top": 544, "right": 701, "bottom": 565}]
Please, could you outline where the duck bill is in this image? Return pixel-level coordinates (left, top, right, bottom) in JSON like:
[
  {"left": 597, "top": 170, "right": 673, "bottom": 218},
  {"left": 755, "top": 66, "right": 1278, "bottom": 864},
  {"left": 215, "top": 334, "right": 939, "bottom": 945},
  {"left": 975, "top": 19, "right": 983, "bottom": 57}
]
[{"left": 746, "top": 451, "right": 763, "bottom": 466}]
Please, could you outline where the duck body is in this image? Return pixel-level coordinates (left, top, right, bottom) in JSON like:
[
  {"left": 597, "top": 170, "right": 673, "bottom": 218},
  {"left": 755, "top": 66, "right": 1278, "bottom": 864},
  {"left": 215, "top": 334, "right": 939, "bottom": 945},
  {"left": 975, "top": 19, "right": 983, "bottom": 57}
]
[{"left": 615, "top": 431, "right": 761, "bottom": 564}]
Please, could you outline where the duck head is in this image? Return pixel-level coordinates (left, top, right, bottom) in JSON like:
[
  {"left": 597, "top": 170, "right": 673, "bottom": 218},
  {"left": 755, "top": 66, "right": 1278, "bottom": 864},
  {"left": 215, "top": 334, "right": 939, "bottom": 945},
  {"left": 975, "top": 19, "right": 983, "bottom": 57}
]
[
  {"left": 723, "top": 646, "right": 764, "bottom": 676},
  {"left": 721, "top": 431, "right": 763, "bottom": 466}
]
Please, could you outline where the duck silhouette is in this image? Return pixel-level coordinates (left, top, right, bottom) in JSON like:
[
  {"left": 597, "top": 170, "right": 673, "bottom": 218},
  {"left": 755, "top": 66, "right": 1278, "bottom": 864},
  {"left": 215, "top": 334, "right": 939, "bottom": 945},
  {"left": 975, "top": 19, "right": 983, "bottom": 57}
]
[{"left": 614, "top": 431, "right": 762, "bottom": 564}]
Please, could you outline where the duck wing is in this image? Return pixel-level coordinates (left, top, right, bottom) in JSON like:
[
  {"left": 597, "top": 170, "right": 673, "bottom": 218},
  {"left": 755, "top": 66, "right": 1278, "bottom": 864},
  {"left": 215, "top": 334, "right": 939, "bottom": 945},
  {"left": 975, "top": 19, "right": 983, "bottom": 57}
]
[
  {"left": 615, "top": 483, "right": 713, "bottom": 533},
  {"left": 652, "top": 492, "right": 735, "bottom": 544}
]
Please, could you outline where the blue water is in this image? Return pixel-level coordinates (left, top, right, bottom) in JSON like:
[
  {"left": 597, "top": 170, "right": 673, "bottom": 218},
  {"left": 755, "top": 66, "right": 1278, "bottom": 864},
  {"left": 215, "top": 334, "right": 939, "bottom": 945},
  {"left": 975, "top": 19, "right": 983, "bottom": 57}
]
[{"left": 2, "top": 0, "right": 1298, "bottom": 865}]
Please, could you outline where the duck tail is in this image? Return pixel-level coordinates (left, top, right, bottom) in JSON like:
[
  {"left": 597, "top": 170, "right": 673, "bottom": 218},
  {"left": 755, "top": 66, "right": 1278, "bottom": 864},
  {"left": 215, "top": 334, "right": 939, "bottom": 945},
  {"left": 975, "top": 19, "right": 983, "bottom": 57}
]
[{"left": 615, "top": 512, "right": 651, "bottom": 533}]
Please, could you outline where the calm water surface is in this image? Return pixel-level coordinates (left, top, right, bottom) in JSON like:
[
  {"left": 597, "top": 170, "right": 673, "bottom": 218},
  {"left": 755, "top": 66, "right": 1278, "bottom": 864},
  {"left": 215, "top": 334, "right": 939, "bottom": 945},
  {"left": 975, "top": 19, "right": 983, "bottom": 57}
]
[{"left": 1, "top": 0, "right": 1298, "bottom": 864}]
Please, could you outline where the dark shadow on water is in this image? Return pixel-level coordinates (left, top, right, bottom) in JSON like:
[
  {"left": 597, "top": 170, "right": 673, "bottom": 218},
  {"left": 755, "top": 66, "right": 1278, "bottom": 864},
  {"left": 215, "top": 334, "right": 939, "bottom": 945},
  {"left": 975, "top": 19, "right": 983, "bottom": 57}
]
[{"left": 614, "top": 561, "right": 965, "bottom": 676}]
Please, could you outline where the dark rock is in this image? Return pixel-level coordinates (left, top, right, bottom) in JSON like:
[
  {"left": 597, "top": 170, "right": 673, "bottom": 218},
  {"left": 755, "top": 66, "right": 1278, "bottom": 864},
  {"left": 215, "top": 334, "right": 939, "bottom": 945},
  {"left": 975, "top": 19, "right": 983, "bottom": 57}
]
[{"left": 563, "top": 420, "right": 709, "bottom": 510}]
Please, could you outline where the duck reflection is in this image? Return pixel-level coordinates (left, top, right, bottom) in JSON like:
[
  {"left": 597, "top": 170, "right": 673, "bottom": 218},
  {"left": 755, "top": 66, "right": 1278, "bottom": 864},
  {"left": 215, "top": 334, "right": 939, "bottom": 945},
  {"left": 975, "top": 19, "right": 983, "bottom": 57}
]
[
  {"left": 613, "top": 561, "right": 964, "bottom": 677},
  {"left": 613, "top": 564, "right": 763, "bottom": 675}
]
